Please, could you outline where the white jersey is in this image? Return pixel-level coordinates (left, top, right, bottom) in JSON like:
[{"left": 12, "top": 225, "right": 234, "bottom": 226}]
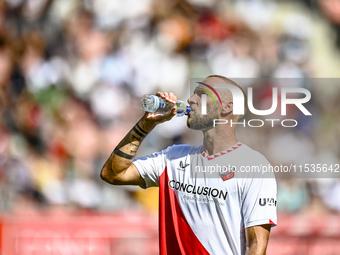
[{"left": 133, "top": 142, "right": 277, "bottom": 255}]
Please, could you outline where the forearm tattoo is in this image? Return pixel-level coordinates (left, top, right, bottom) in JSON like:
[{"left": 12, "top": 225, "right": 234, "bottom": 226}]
[
  {"left": 114, "top": 123, "right": 149, "bottom": 160},
  {"left": 136, "top": 123, "right": 148, "bottom": 136},
  {"left": 132, "top": 135, "right": 141, "bottom": 141},
  {"left": 113, "top": 147, "right": 134, "bottom": 160}
]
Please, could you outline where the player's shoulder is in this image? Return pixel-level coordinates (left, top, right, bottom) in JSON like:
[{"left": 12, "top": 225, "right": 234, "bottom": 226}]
[
  {"left": 237, "top": 143, "right": 276, "bottom": 179},
  {"left": 165, "top": 144, "right": 200, "bottom": 159},
  {"left": 238, "top": 143, "right": 271, "bottom": 165}
]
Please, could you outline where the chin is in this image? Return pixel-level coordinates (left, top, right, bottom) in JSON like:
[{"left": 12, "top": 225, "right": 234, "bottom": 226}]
[
  {"left": 186, "top": 118, "right": 192, "bottom": 129},
  {"left": 186, "top": 118, "right": 193, "bottom": 129},
  {"left": 187, "top": 120, "right": 208, "bottom": 130}
]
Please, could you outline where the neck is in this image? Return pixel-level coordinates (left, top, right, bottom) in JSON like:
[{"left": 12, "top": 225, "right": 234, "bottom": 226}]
[{"left": 202, "top": 124, "right": 238, "bottom": 155}]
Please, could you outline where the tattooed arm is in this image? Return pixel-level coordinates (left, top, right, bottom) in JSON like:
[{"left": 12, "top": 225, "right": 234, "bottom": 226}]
[{"left": 100, "top": 92, "right": 177, "bottom": 186}]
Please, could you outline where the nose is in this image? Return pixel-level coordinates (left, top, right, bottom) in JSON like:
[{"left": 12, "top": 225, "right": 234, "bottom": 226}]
[{"left": 188, "top": 95, "right": 196, "bottom": 104}]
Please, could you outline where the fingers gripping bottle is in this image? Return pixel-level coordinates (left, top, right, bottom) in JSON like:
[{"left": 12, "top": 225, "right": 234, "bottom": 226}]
[{"left": 141, "top": 94, "right": 190, "bottom": 117}]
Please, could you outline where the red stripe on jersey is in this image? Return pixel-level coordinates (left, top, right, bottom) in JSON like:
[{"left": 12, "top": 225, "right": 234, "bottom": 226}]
[{"left": 159, "top": 167, "right": 210, "bottom": 255}]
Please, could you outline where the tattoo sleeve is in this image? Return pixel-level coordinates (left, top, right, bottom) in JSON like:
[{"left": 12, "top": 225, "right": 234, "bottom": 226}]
[
  {"left": 113, "top": 147, "right": 134, "bottom": 160},
  {"left": 111, "top": 119, "right": 151, "bottom": 163},
  {"left": 101, "top": 116, "right": 156, "bottom": 184}
]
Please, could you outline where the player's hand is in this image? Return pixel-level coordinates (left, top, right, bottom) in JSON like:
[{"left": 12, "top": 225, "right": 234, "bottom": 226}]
[{"left": 142, "top": 91, "right": 178, "bottom": 124}]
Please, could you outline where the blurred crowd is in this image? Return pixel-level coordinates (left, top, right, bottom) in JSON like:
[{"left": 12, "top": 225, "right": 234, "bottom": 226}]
[{"left": 0, "top": 0, "right": 340, "bottom": 216}]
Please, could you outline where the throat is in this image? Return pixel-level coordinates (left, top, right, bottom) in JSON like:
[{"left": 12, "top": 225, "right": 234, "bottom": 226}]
[{"left": 203, "top": 136, "right": 238, "bottom": 156}]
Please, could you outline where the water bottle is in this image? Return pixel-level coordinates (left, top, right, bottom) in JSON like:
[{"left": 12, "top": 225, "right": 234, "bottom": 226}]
[{"left": 141, "top": 94, "right": 190, "bottom": 117}]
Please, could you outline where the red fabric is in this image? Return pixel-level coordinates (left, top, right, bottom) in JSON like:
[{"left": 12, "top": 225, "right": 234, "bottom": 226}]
[
  {"left": 159, "top": 167, "right": 210, "bottom": 255},
  {"left": 221, "top": 172, "right": 234, "bottom": 181}
]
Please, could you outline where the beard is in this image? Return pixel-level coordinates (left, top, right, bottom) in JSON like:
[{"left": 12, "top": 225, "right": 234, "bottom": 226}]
[{"left": 187, "top": 105, "right": 220, "bottom": 130}]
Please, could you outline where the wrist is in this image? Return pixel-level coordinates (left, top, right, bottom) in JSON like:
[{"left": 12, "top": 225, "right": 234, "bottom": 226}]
[{"left": 139, "top": 115, "right": 157, "bottom": 133}]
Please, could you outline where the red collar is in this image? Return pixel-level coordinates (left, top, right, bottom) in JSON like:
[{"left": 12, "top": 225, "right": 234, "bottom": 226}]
[{"left": 200, "top": 143, "right": 243, "bottom": 161}]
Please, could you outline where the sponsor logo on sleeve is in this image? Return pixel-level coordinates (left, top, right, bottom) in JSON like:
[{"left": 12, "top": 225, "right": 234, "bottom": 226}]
[{"left": 259, "top": 198, "right": 277, "bottom": 206}]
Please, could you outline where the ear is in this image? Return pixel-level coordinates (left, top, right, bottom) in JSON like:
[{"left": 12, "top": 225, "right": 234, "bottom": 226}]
[{"left": 221, "top": 101, "right": 233, "bottom": 115}]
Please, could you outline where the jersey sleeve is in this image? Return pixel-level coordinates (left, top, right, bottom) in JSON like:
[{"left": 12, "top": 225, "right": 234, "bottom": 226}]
[
  {"left": 132, "top": 148, "right": 168, "bottom": 189},
  {"left": 242, "top": 177, "right": 277, "bottom": 228},
  {"left": 240, "top": 151, "right": 277, "bottom": 228}
]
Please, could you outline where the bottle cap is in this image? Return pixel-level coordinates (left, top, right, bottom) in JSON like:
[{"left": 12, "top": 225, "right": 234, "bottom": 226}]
[{"left": 185, "top": 105, "right": 190, "bottom": 115}]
